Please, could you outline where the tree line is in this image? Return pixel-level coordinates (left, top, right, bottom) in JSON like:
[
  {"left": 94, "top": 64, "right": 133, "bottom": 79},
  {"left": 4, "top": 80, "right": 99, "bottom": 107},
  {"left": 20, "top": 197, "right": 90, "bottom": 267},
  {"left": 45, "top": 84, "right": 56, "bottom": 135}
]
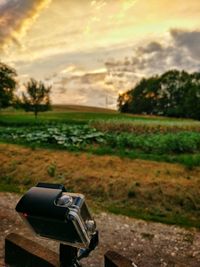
[
  {"left": 0, "top": 62, "right": 51, "bottom": 118},
  {"left": 118, "top": 70, "right": 200, "bottom": 120},
  {"left": 2, "top": 61, "right": 200, "bottom": 120}
]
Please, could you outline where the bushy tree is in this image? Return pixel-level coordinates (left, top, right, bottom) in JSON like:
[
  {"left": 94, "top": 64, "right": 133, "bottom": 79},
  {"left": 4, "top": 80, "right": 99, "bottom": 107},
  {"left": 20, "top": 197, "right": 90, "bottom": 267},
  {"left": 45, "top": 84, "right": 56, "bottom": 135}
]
[
  {"left": 183, "top": 72, "right": 200, "bottom": 120},
  {"left": 0, "top": 62, "right": 17, "bottom": 109},
  {"left": 22, "top": 78, "right": 51, "bottom": 118},
  {"left": 118, "top": 70, "right": 200, "bottom": 120},
  {"left": 158, "top": 70, "right": 190, "bottom": 117}
]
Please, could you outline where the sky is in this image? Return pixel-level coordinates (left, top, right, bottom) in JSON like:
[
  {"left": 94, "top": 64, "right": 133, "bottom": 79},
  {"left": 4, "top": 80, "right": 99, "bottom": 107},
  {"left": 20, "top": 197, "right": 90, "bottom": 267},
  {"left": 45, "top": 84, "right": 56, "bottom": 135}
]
[{"left": 0, "top": 0, "right": 200, "bottom": 108}]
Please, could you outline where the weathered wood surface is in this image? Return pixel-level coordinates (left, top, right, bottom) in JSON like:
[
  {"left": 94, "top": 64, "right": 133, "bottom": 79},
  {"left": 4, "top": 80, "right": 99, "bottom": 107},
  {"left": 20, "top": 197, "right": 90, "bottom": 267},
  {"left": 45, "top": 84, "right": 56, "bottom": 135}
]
[
  {"left": 104, "top": 251, "right": 133, "bottom": 267},
  {"left": 5, "top": 233, "right": 59, "bottom": 267},
  {"left": 5, "top": 233, "right": 133, "bottom": 267}
]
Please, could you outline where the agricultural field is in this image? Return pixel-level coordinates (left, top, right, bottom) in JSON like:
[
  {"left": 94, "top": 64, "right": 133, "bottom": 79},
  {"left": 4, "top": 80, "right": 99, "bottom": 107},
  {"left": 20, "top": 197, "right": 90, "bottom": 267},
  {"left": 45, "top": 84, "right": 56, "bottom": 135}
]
[
  {"left": 0, "top": 105, "right": 200, "bottom": 228},
  {"left": 1, "top": 106, "right": 200, "bottom": 168}
]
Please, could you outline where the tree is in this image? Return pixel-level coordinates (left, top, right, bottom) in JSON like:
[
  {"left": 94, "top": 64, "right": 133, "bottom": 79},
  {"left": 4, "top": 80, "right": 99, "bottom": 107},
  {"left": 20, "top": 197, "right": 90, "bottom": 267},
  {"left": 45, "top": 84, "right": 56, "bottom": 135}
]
[
  {"left": 158, "top": 70, "right": 190, "bottom": 117},
  {"left": 117, "top": 91, "right": 132, "bottom": 113},
  {"left": 22, "top": 78, "right": 51, "bottom": 118},
  {"left": 183, "top": 72, "right": 200, "bottom": 120},
  {"left": 118, "top": 70, "right": 200, "bottom": 120},
  {"left": 130, "top": 77, "right": 160, "bottom": 115},
  {"left": 0, "top": 62, "right": 17, "bottom": 109},
  {"left": 118, "top": 76, "right": 160, "bottom": 114}
]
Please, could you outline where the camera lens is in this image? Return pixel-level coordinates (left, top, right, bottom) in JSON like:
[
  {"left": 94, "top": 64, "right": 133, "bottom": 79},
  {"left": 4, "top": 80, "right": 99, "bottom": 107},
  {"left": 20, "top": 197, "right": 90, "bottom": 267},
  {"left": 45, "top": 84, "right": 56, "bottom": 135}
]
[{"left": 57, "top": 195, "right": 73, "bottom": 207}]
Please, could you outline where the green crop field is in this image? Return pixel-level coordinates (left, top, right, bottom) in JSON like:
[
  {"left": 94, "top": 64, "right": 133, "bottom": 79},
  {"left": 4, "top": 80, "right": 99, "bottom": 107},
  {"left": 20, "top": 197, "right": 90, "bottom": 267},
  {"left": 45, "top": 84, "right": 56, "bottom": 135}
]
[
  {"left": 0, "top": 105, "right": 200, "bottom": 228},
  {"left": 1, "top": 105, "right": 200, "bottom": 168},
  {"left": 0, "top": 105, "right": 195, "bottom": 126}
]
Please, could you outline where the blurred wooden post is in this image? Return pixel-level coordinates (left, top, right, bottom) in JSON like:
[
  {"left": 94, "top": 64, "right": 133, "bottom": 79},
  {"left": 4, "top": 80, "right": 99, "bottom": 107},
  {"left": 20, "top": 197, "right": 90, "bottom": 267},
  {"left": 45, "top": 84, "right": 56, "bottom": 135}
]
[
  {"left": 5, "top": 233, "right": 59, "bottom": 267},
  {"left": 104, "top": 251, "right": 134, "bottom": 267},
  {"left": 5, "top": 233, "right": 134, "bottom": 267}
]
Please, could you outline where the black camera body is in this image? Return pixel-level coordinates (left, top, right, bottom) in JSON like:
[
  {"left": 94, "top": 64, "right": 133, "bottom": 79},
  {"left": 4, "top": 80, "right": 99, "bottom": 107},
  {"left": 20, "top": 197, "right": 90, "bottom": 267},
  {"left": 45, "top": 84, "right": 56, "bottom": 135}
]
[{"left": 16, "top": 183, "right": 96, "bottom": 249}]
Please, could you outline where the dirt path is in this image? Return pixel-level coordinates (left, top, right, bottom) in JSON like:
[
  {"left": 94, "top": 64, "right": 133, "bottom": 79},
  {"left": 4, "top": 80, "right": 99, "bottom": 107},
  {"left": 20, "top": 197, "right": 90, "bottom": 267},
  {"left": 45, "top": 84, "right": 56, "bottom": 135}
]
[{"left": 0, "top": 192, "right": 200, "bottom": 267}]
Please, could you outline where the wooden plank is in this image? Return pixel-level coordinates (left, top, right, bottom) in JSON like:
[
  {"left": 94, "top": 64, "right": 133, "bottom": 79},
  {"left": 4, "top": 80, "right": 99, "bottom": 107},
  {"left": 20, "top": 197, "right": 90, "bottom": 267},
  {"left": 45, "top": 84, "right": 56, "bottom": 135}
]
[
  {"left": 5, "top": 233, "right": 59, "bottom": 267},
  {"left": 104, "top": 250, "right": 134, "bottom": 267},
  {"left": 5, "top": 233, "right": 135, "bottom": 267}
]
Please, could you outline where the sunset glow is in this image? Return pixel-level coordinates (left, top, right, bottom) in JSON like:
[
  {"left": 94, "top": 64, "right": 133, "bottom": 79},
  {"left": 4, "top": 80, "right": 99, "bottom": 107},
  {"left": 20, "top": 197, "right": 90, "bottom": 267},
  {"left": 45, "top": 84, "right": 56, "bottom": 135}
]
[{"left": 1, "top": 0, "right": 200, "bottom": 108}]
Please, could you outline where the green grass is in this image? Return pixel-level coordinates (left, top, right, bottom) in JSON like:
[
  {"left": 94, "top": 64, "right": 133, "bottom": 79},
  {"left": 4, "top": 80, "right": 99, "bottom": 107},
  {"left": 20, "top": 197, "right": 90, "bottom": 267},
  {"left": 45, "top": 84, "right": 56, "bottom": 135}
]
[
  {"left": 107, "top": 205, "right": 200, "bottom": 228},
  {"left": 1, "top": 108, "right": 196, "bottom": 126},
  {"left": 1, "top": 107, "right": 200, "bottom": 228},
  {"left": 1, "top": 122, "right": 200, "bottom": 167},
  {"left": 0, "top": 183, "right": 21, "bottom": 193},
  {"left": 0, "top": 175, "right": 22, "bottom": 193},
  {"left": 90, "top": 146, "right": 200, "bottom": 168},
  {"left": 1, "top": 121, "right": 200, "bottom": 167},
  {"left": 0, "top": 106, "right": 200, "bottom": 169},
  {"left": 0, "top": 110, "right": 127, "bottom": 126}
]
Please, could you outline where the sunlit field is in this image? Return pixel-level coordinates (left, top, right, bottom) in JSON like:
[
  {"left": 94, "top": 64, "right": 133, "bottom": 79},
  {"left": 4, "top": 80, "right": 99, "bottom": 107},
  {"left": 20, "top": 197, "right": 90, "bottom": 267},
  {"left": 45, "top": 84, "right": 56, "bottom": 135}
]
[
  {"left": 1, "top": 105, "right": 198, "bottom": 126},
  {"left": 1, "top": 105, "right": 200, "bottom": 168},
  {"left": 0, "top": 105, "right": 200, "bottom": 228}
]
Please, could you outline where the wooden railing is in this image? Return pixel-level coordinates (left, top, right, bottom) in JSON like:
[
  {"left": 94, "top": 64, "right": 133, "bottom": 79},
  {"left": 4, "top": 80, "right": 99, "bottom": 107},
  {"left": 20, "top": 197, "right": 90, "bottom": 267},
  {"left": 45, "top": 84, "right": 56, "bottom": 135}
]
[{"left": 5, "top": 233, "right": 134, "bottom": 267}]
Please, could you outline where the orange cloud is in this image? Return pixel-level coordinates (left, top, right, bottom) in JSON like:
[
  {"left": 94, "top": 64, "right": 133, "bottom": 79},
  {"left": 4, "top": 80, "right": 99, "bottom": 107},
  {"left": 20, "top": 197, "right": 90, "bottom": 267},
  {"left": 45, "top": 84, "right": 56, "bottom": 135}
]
[{"left": 0, "top": 0, "right": 52, "bottom": 50}]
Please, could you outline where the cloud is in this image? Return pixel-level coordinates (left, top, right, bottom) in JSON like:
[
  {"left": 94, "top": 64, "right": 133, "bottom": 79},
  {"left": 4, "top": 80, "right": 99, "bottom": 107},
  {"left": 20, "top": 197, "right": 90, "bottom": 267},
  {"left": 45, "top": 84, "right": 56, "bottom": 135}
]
[
  {"left": 0, "top": 0, "right": 51, "bottom": 50},
  {"left": 13, "top": 26, "right": 200, "bottom": 108},
  {"left": 137, "top": 41, "right": 163, "bottom": 54},
  {"left": 47, "top": 67, "right": 117, "bottom": 108},
  {"left": 44, "top": 28, "right": 200, "bottom": 108},
  {"left": 104, "top": 28, "right": 200, "bottom": 95},
  {"left": 170, "top": 29, "right": 200, "bottom": 60}
]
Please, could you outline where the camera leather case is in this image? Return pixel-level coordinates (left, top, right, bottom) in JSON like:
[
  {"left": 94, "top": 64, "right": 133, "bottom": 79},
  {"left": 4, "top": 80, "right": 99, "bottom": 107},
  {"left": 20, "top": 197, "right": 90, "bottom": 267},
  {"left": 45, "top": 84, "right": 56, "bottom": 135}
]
[{"left": 16, "top": 183, "right": 96, "bottom": 248}]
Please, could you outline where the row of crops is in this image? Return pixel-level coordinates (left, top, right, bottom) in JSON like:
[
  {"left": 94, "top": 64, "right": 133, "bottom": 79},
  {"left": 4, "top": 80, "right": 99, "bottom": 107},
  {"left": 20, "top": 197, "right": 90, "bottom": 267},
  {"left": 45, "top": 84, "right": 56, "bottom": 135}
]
[
  {"left": 0, "top": 125, "right": 104, "bottom": 148},
  {"left": 1, "top": 124, "right": 200, "bottom": 154},
  {"left": 91, "top": 119, "right": 200, "bottom": 134}
]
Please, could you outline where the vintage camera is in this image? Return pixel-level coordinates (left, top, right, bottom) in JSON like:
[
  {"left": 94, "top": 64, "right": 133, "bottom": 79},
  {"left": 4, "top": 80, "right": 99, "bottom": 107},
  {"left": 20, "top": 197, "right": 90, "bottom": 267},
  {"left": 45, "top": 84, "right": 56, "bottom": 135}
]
[{"left": 15, "top": 183, "right": 97, "bottom": 249}]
